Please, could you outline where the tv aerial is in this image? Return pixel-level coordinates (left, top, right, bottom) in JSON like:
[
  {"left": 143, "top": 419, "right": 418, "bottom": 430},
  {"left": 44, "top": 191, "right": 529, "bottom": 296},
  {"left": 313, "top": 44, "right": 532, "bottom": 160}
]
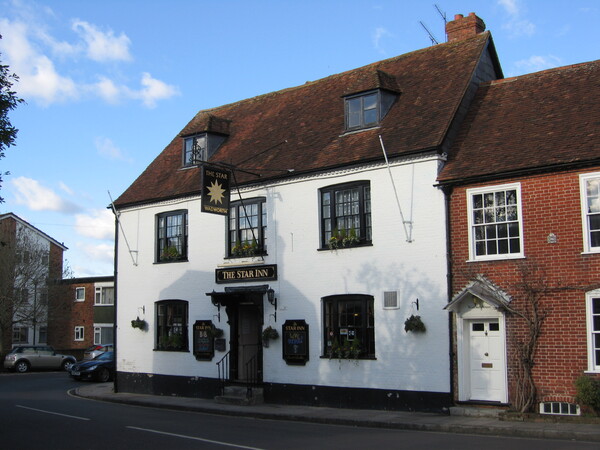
[{"left": 419, "top": 4, "right": 448, "bottom": 45}]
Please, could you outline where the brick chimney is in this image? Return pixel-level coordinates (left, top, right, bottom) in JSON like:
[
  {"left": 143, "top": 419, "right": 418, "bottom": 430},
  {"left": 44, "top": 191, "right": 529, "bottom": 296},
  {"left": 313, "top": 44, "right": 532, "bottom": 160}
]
[{"left": 446, "top": 12, "right": 485, "bottom": 42}]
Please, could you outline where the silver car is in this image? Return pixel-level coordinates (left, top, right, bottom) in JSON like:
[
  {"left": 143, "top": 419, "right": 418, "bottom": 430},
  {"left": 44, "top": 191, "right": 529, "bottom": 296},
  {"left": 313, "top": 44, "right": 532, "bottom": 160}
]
[
  {"left": 3, "top": 345, "right": 76, "bottom": 373},
  {"left": 83, "top": 344, "right": 114, "bottom": 360}
]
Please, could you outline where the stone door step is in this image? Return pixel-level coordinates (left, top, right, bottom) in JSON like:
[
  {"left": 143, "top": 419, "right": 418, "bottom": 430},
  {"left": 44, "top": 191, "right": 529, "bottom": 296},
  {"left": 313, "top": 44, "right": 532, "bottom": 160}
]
[{"left": 214, "top": 386, "right": 264, "bottom": 406}]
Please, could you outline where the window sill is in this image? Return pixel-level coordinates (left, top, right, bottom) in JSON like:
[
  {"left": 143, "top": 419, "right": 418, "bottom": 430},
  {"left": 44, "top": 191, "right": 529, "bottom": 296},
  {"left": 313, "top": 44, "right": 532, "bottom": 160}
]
[
  {"left": 467, "top": 254, "right": 525, "bottom": 263},
  {"left": 318, "top": 243, "right": 373, "bottom": 252},
  {"left": 154, "top": 259, "right": 189, "bottom": 265},
  {"left": 226, "top": 253, "right": 267, "bottom": 260},
  {"left": 340, "top": 125, "right": 381, "bottom": 136},
  {"left": 153, "top": 348, "right": 190, "bottom": 353},
  {"left": 581, "top": 250, "right": 600, "bottom": 255},
  {"left": 320, "top": 355, "right": 376, "bottom": 360}
]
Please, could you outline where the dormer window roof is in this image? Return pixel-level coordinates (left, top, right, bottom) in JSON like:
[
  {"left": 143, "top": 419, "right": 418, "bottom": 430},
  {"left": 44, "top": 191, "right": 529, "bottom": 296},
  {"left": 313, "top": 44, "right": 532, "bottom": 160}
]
[{"left": 343, "top": 69, "right": 399, "bottom": 132}]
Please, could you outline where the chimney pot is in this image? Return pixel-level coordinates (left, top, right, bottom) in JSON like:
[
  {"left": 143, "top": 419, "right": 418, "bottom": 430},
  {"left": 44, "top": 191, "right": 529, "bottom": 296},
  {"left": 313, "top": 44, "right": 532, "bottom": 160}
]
[{"left": 454, "top": 14, "right": 464, "bottom": 20}]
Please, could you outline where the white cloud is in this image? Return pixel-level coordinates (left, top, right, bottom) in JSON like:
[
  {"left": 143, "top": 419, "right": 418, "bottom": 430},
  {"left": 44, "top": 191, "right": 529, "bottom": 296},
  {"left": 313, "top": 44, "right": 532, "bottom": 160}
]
[
  {"left": 72, "top": 19, "right": 132, "bottom": 62},
  {"left": 372, "top": 27, "right": 392, "bottom": 54},
  {"left": 497, "top": 0, "right": 535, "bottom": 37},
  {"left": 94, "top": 76, "right": 121, "bottom": 103},
  {"left": 59, "top": 181, "right": 74, "bottom": 195},
  {"left": 75, "top": 209, "right": 114, "bottom": 240},
  {"left": 132, "top": 72, "right": 180, "bottom": 108},
  {"left": 502, "top": 19, "right": 535, "bottom": 37},
  {"left": 78, "top": 242, "right": 114, "bottom": 264},
  {"left": 0, "top": 6, "right": 177, "bottom": 107},
  {"left": 0, "top": 18, "right": 79, "bottom": 105},
  {"left": 514, "top": 55, "right": 562, "bottom": 73},
  {"left": 95, "top": 136, "right": 132, "bottom": 162},
  {"left": 498, "top": 0, "right": 519, "bottom": 16},
  {"left": 11, "top": 176, "right": 81, "bottom": 213}
]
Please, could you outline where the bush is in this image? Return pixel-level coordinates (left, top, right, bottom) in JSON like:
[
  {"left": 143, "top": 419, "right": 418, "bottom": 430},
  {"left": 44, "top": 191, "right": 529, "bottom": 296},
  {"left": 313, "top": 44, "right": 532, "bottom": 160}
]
[{"left": 575, "top": 376, "right": 600, "bottom": 414}]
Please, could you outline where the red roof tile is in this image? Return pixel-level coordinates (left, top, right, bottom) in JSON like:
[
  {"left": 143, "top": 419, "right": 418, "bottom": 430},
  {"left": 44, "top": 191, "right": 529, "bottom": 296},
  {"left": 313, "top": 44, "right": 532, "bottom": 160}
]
[
  {"left": 115, "top": 33, "right": 492, "bottom": 208},
  {"left": 438, "top": 60, "right": 600, "bottom": 184}
]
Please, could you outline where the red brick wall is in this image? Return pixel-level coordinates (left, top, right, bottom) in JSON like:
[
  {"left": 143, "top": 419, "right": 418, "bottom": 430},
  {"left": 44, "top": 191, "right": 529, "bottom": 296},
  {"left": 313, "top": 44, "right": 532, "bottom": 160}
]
[
  {"left": 448, "top": 167, "right": 600, "bottom": 406},
  {"left": 49, "top": 282, "right": 95, "bottom": 355}
]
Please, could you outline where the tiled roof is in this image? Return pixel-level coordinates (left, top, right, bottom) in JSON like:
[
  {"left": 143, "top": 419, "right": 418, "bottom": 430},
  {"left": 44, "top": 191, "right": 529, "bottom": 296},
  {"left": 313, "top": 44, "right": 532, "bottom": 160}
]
[
  {"left": 438, "top": 59, "right": 600, "bottom": 184},
  {"left": 115, "top": 33, "right": 492, "bottom": 208}
]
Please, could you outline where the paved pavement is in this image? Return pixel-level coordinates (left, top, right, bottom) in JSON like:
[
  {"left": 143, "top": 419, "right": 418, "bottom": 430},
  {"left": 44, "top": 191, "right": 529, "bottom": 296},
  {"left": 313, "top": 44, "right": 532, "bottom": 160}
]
[{"left": 73, "top": 383, "right": 600, "bottom": 443}]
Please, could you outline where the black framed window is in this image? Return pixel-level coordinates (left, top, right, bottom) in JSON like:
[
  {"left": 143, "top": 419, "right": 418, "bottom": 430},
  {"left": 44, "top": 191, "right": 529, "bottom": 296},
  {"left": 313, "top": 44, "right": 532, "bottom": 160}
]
[
  {"left": 156, "top": 210, "right": 188, "bottom": 263},
  {"left": 183, "top": 134, "right": 206, "bottom": 166},
  {"left": 183, "top": 133, "right": 227, "bottom": 167},
  {"left": 320, "top": 181, "right": 371, "bottom": 249},
  {"left": 228, "top": 198, "right": 266, "bottom": 257},
  {"left": 156, "top": 300, "right": 188, "bottom": 351},
  {"left": 344, "top": 89, "right": 396, "bottom": 131},
  {"left": 323, "top": 294, "right": 375, "bottom": 358}
]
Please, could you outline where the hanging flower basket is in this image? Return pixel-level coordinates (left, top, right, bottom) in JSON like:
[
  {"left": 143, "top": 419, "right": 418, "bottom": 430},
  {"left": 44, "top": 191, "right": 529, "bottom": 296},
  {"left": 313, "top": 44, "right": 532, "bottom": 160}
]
[
  {"left": 131, "top": 317, "right": 147, "bottom": 331},
  {"left": 262, "top": 326, "right": 279, "bottom": 347},
  {"left": 404, "top": 315, "right": 426, "bottom": 333},
  {"left": 208, "top": 326, "right": 224, "bottom": 338}
]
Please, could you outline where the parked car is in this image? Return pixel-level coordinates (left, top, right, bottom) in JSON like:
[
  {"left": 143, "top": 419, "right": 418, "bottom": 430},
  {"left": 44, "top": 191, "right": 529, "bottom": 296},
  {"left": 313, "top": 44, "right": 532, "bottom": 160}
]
[
  {"left": 3, "top": 345, "right": 76, "bottom": 373},
  {"left": 70, "top": 351, "right": 114, "bottom": 382},
  {"left": 83, "top": 343, "right": 114, "bottom": 360}
]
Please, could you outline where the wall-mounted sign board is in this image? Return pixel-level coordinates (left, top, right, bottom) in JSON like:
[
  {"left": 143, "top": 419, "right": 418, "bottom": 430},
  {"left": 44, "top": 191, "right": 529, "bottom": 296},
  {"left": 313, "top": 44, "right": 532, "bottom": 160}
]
[
  {"left": 282, "top": 320, "right": 309, "bottom": 366},
  {"left": 193, "top": 320, "right": 215, "bottom": 360}
]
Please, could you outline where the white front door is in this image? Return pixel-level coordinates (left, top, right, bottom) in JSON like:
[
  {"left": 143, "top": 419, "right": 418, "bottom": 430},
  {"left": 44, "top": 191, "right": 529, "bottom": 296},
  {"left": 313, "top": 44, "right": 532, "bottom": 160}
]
[{"left": 468, "top": 319, "right": 505, "bottom": 402}]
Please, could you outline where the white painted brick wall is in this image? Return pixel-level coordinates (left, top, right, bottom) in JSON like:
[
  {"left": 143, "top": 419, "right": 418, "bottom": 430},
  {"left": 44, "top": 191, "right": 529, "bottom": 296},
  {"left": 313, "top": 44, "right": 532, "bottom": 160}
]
[{"left": 116, "top": 157, "right": 450, "bottom": 393}]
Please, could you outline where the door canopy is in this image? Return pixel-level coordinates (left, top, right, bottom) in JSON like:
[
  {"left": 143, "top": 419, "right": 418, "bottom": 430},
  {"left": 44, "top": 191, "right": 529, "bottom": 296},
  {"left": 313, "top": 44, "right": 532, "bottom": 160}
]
[{"left": 445, "top": 275, "right": 512, "bottom": 314}]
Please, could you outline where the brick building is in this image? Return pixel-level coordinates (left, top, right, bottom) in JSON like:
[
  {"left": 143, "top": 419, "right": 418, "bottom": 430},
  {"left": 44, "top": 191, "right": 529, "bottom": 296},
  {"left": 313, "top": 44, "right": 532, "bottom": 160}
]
[
  {"left": 0, "top": 212, "right": 67, "bottom": 354},
  {"left": 438, "top": 61, "right": 600, "bottom": 414},
  {"left": 52, "top": 276, "right": 115, "bottom": 359}
]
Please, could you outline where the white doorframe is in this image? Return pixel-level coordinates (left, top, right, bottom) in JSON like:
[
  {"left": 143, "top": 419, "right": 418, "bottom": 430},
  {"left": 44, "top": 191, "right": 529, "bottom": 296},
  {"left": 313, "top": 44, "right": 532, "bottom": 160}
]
[{"left": 455, "top": 303, "right": 508, "bottom": 403}]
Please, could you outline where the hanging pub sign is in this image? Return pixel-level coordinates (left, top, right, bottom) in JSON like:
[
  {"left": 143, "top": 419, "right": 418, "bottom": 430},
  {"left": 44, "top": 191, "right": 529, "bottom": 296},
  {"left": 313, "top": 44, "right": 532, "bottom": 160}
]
[
  {"left": 201, "top": 165, "right": 231, "bottom": 216},
  {"left": 282, "top": 320, "right": 309, "bottom": 366},
  {"left": 193, "top": 320, "right": 215, "bottom": 361}
]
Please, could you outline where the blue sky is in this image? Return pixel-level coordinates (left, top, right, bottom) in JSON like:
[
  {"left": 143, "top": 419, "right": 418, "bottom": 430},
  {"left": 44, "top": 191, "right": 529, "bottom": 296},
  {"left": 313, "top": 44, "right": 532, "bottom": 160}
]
[{"left": 0, "top": 0, "right": 598, "bottom": 277}]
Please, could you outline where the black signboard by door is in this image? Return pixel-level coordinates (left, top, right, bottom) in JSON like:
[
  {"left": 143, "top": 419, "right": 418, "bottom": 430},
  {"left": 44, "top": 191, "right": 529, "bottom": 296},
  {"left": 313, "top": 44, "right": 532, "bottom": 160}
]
[
  {"left": 282, "top": 320, "right": 309, "bottom": 365},
  {"left": 193, "top": 320, "right": 215, "bottom": 361}
]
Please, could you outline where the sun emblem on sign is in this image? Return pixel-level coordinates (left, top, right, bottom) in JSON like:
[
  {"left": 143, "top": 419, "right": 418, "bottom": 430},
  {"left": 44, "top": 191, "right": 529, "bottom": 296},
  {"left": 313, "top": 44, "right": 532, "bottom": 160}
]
[{"left": 207, "top": 180, "right": 226, "bottom": 205}]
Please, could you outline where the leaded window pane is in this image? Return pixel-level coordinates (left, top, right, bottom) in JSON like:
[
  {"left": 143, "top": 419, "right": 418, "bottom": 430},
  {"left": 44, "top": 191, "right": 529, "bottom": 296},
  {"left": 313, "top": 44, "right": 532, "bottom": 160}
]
[
  {"left": 157, "top": 210, "right": 188, "bottom": 262},
  {"left": 323, "top": 295, "right": 375, "bottom": 359},
  {"left": 184, "top": 135, "right": 206, "bottom": 166},
  {"left": 228, "top": 199, "right": 267, "bottom": 257},
  {"left": 321, "top": 182, "right": 371, "bottom": 248}
]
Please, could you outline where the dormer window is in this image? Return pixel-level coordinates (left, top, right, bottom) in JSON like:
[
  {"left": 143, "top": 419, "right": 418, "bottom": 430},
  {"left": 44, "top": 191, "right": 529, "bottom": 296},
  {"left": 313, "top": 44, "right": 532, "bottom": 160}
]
[
  {"left": 344, "top": 89, "right": 396, "bottom": 131},
  {"left": 184, "top": 134, "right": 207, "bottom": 166},
  {"left": 183, "top": 133, "right": 227, "bottom": 167}
]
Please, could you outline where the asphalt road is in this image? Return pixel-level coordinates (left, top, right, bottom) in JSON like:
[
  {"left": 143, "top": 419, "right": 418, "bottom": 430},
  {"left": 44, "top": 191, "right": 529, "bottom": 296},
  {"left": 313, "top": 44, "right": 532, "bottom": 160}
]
[{"left": 0, "top": 371, "right": 597, "bottom": 449}]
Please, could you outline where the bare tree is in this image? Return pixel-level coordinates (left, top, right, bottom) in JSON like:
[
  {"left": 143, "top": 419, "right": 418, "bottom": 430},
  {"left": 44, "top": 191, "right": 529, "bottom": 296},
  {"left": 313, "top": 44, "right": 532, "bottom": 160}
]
[
  {"left": 503, "top": 261, "right": 550, "bottom": 413},
  {"left": 0, "top": 229, "right": 69, "bottom": 355}
]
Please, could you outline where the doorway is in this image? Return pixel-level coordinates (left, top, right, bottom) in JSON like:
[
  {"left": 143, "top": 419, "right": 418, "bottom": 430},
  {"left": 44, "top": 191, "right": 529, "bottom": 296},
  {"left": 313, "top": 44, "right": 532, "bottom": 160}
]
[
  {"left": 222, "top": 293, "right": 263, "bottom": 384},
  {"left": 235, "top": 303, "right": 262, "bottom": 383},
  {"left": 467, "top": 319, "right": 506, "bottom": 402}
]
